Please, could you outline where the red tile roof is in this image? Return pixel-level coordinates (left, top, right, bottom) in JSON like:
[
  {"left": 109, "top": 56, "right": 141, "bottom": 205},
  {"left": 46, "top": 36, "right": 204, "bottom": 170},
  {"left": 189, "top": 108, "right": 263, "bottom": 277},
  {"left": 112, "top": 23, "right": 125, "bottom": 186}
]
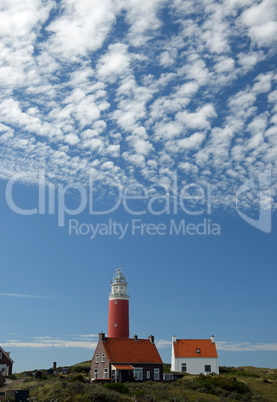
[
  {"left": 112, "top": 364, "right": 134, "bottom": 370},
  {"left": 173, "top": 339, "right": 218, "bottom": 358},
  {"left": 102, "top": 338, "right": 163, "bottom": 364}
]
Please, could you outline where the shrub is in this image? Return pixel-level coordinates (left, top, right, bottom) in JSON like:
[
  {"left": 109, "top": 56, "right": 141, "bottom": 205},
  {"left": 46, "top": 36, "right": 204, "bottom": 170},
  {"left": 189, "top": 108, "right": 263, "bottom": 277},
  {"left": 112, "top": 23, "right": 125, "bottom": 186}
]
[
  {"left": 69, "top": 374, "right": 85, "bottom": 383},
  {"left": 186, "top": 375, "right": 252, "bottom": 398},
  {"left": 104, "top": 382, "right": 129, "bottom": 394},
  {"left": 72, "top": 364, "right": 91, "bottom": 373},
  {"left": 219, "top": 366, "right": 259, "bottom": 377},
  {"left": 86, "top": 387, "right": 120, "bottom": 402}
]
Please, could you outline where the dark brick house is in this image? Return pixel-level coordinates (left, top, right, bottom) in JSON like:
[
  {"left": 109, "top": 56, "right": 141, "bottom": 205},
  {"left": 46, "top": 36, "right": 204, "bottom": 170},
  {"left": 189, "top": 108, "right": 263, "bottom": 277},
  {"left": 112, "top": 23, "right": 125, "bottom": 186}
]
[
  {"left": 0, "top": 346, "right": 13, "bottom": 376},
  {"left": 91, "top": 333, "right": 163, "bottom": 382}
]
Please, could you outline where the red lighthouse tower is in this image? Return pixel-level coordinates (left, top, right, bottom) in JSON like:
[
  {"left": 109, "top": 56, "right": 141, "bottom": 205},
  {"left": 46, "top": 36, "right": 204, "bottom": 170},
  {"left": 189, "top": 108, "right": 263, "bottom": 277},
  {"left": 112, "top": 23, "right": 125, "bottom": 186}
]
[{"left": 108, "top": 269, "right": 129, "bottom": 338}]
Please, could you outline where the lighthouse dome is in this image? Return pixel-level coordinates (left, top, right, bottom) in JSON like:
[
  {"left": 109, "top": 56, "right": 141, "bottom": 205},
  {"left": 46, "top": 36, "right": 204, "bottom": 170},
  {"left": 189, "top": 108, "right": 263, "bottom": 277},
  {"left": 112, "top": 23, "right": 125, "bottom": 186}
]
[
  {"left": 112, "top": 269, "right": 127, "bottom": 284},
  {"left": 109, "top": 269, "right": 129, "bottom": 299}
]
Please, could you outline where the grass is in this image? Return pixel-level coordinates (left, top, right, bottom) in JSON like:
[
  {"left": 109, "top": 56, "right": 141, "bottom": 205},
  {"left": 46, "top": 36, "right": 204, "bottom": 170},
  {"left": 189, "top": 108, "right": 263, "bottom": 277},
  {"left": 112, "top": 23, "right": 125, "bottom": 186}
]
[{"left": 1, "top": 364, "right": 276, "bottom": 401}]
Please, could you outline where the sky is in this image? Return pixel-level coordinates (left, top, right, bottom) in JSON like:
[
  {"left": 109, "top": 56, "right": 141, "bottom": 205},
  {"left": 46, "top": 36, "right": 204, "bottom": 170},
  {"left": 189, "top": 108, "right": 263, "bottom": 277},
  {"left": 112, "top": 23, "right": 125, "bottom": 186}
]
[{"left": 0, "top": 0, "right": 276, "bottom": 373}]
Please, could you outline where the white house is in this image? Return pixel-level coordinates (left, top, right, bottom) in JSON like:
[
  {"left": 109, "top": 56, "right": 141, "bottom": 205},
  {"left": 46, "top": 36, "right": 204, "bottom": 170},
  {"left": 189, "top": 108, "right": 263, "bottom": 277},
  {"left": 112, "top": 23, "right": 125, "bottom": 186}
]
[{"left": 171, "top": 335, "right": 219, "bottom": 375}]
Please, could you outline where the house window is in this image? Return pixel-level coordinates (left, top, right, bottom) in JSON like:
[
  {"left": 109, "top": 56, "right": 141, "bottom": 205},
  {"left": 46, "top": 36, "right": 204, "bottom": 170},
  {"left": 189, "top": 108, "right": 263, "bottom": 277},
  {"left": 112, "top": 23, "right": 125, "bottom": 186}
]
[
  {"left": 104, "top": 368, "right": 108, "bottom": 378},
  {"left": 94, "top": 369, "right": 98, "bottom": 379},
  {"left": 196, "top": 348, "right": 201, "bottom": 353},
  {"left": 102, "top": 353, "right": 105, "bottom": 362},
  {"left": 95, "top": 354, "right": 99, "bottom": 363},
  {"left": 146, "top": 371, "right": 150, "bottom": 379},
  {"left": 134, "top": 367, "right": 143, "bottom": 380},
  {"left": 0, "top": 352, "right": 2, "bottom": 359},
  {"left": 114, "top": 300, "right": 117, "bottom": 304},
  {"left": 181, "top": 363, "right": 187, "bottom": 372},
  {"left": 154, "top": 368, "right": 160, "bottom": 380},
  {"left": 0, "top": 365, "right": 6, "bottom": 373},
  {"left": 205, "top": 365, "right": 211, "bottom": 373}
]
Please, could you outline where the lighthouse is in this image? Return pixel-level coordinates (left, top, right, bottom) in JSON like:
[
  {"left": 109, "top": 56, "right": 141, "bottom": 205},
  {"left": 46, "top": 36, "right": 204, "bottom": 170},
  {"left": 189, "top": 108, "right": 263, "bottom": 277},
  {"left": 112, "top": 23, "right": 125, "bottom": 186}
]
[{"left": 108, "top": 269, "right": 129, "bottom": 338}]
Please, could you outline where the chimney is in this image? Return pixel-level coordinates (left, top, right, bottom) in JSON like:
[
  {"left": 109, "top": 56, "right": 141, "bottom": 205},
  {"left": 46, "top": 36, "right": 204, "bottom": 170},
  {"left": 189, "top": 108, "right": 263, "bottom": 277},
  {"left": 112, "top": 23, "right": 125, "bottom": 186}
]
[
  {"left": 99, "top": 332, "right": 106, "bottom": 342},
  {"left": 172, "top": 335, "right": 177, "bottom": 343},
  {"left": 148, "top": 335, "right": 154, "bottom": 344},
  {"left": 211, "top": 335, "right": 215, "bottom": 343},
  {"left": 53, "top": 362, "right": 57, "bottom": 370},
  {"left": 134, "top": 334, "right": 138, "bottom": 341}
]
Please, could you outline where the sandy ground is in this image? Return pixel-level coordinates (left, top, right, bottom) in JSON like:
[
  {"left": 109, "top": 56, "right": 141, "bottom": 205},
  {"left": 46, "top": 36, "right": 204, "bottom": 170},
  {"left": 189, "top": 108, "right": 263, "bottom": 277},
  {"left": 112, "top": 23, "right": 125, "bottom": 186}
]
[{"left": 0, "top": 377, "right": 31, "bottom": 392}]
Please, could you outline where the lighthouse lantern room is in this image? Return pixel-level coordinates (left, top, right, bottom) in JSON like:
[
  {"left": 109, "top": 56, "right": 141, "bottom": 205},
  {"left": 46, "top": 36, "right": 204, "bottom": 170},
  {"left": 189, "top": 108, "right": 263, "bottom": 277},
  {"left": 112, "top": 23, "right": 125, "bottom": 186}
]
[{"left": 108, "top": 269, "right": 129, "bottom": 338}]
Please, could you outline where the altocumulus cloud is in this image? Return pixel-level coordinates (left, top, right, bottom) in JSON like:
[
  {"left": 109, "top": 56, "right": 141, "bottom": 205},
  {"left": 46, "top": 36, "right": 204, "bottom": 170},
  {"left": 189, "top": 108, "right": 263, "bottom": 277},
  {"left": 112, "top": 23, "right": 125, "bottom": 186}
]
[
  {"left": 0, "top": 335, "right": 98, "bottom": 350},
  {"left": 0, "top": 0, "right": 276, "bottom": 210}
]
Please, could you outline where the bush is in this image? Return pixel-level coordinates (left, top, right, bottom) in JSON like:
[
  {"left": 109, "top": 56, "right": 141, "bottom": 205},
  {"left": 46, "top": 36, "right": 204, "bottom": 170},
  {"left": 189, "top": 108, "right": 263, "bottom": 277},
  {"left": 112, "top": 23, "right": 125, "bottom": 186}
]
[
  {"left": 219, "top": 366, "right": 259, "bottom": 377},
  {"left": 69, "top": 374, "right": 85, "bottom": 383},
  {"left": 86, "top": 387, "right": 120, "bottom": 402},
  {"left": 72, "top": 364, "right": 91, "bottom": 373},
  {"left": 104, "top": 382, "right": 129, "bottom": 394},
  {"left": 186, "top": 375, "right": 252, "bottom": 398}
]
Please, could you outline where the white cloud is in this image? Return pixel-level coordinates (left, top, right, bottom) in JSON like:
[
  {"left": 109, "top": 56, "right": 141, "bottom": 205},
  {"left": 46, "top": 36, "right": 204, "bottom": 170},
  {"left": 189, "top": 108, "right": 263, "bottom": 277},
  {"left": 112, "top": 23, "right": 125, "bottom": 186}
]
[
  {"left": 253, "top": 72, "right": 273, "bottom": 94},
  {"left": 184, "top": 57, "right": 210, "bottom": 86},
  {"left": 0, "top": 0, "right": 53, "bottom": 39},
  {"left": 237, "top": 51, "right": 265, "bottom": 72},
  {"left": 64, "top": 133, "right": 80, "bottom": 145},
  {"left": 241, "top": 0, "right": 277, "bottom": 46},
  {"left": 268, "top": 88, "right": 277, "bottom": 101},
  {"left": 0, "top": 293, "right": 53, "bottom": 299},
  {"left": 121, "top": 0, "right": 166, "bottom": 46},
  {"left": 0, "top": 335, "right": 98, "bottom": 350},
  {"left": 159, "top": 51, "right": 176, "bottom": 67},
  {"left": 97, "top": 43, "right": 131, "bottom": 82},
  {"left": 102, "top": 161, "right": 114, "bottom": 169},
  {"left": 201, "top": 3, "right": 231, "bottom": 54},
  {"left": 217, "top": 341, "right": 277, "bottom": 352},
  {"left": 176, "top": 104, "right": 217, "bottom": 130},
  {"left": 178, "top": 132, "right": 206, "bottom": 150},
  {"left": 45, "top": 0, "right": 117, "bottom": 60},
  {"left": 214, "top": 57, "right": 235, "bottom": 73}
]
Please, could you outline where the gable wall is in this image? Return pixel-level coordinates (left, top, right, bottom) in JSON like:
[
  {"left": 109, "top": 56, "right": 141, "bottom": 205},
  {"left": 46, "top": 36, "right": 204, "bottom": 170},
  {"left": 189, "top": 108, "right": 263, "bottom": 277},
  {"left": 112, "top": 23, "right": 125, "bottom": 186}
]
[
  {"left": 173, "top": 357, "right": 219, "bottom": 375},
  {"left": 91, "top": 341, "right": 110, "bottom": 379},
  {"left": 0, "top": 351, "right": 13, "bottom": 375}
]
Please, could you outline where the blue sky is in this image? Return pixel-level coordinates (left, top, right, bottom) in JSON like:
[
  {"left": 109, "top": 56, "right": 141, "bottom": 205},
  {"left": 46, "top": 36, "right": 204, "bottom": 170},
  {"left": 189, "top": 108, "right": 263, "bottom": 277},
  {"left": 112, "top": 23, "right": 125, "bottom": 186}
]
[{"left": 0, "top": 0, "right": 276, "bottom": 372}]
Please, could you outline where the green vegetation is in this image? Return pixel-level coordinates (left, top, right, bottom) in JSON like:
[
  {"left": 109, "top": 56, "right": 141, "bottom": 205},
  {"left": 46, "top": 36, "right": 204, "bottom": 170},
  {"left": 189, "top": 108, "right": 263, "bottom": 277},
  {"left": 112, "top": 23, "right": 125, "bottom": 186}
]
[
  {"left": 1, "top": 364, "right": 276, "bottom": 401},
  {"left": 220, "top": 366, "right": 259, "bottom": 377},
  {"left": 185, "top": 374, "right": 252, "bottom": 399},
  {"left": 104, "top": 382, "right": 129, "bottom": 394},
  {"left": 69, "top": 361, "right": 91, "bottom": 374}
]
